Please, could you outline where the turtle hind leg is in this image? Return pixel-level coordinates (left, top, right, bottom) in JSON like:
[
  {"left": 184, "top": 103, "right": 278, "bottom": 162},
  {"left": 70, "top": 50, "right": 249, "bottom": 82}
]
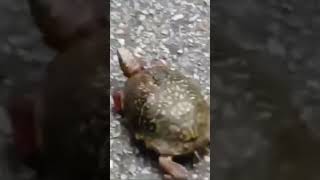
[{"left": 159, "top": 156, "right": 189, "bottom": 180}]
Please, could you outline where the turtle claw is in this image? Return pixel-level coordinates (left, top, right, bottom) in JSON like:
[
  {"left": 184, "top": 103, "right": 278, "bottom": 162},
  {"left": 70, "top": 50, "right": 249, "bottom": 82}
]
[
  {"left": 159, "top": 156, "right": 189, "bottom": 180},
  {"left": 112, "top": 90, "right": 123, "bottom": 115}
]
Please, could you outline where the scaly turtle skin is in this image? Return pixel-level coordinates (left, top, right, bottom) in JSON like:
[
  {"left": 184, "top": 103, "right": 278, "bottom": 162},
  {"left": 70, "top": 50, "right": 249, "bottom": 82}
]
[{"left": 113, "top": 48, "right": 210, "bottom": 180}]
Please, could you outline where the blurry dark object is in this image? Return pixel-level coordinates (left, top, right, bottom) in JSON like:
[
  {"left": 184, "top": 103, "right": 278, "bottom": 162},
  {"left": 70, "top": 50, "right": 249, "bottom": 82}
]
[
  {"left": 7, "top": 94, "right": 39, "bottom": 168},
  {"left": 213, "top": 15, "right": 320, "bottom": 180},
  {"left": 40, "top": 29, "right": 108, "bottom": 180},
  {"left": 270, "top": 114, "right": 320, "bottom": 180},
  {"left": 7, "top": 29, "right": 108, "bottom": 180},
  {"left": 6, "top": 0, "right": 109, "bottom": 179},
  {"left": 27, "top": 0, "right": 107, "bottom": 51}
]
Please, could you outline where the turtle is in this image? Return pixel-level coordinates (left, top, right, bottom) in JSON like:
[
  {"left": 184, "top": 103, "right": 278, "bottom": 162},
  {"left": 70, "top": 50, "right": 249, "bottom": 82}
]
[{"left": 113, "top": 48, "right": 210, "bottom": 180}]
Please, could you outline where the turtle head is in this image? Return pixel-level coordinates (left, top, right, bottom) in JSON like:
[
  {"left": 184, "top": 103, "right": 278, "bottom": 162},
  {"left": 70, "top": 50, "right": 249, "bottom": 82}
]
[{"left": 117, "top": 48, "right": 144, "bottom": 78}]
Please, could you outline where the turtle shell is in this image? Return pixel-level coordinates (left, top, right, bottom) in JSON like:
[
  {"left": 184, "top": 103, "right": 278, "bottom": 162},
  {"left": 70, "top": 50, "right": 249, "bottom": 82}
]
[{"left": 122, "top": 65, "right": 210, "bottom": 156}]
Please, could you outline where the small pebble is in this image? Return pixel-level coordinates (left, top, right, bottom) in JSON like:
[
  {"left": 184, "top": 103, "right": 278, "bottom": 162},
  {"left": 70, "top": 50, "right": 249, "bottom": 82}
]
[
  {"left": 192, "top": 174, "right": 198, "bottom": 179},
  {"left": 172, "top": 14, "right": 184, "bottom": 21},
  {"left": 137, "top": 26, "right": 144, "bottom": 35},
  {"left": 110, "top": 160, "right": 114, "bottom": 169},
  {"left": 120, "top": 174, "right": 127, "bottom": 180},
  {"left": 155, "top": 3, "right": 163, "bottom": 10},
  {"left": 139, "top": 14, "right": 146, "bottom": 21},
  {"left": 117, "top": 39, "right": 125, "bottom": 46},
  {"left": 115, "top": 29, "right": 125, "bottom": 34},
  {"left": 189, "top": 14, "right": 199, "bottom": 22},
  {"left": 141, "top": 167, "right": 150, "bottom": 174},
  {"left": 204, "top": 155, "right": 210, "bottom": 162},
  {"left": 119, "top": 23, "right": 127, "bottom": 28},
  {"left": 161, "top": 29, "right": 169, "bottom": 35},
  {"left": 129, "top": 164, "right": 136, "bottom": 175},
  {"left": 177, "top": 49, "right": 183, "bottom": 54},
  {"left": 134, "top": 47, "right": 145, "bottom": 57},
  {"left": 193, "top": 74, "right": 200, "bottom": 80},
  {"left": 149, "top": 9, "right": 156, "bottom": 15},
  {"left": 141, "top": 10, "right": 149, "bottom": 15}
]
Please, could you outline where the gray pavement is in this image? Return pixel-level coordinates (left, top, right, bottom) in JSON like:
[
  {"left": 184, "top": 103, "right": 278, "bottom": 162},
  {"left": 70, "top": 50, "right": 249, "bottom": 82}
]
[{"left": 0, "top": 0, "right": 210, "bottom": 180}]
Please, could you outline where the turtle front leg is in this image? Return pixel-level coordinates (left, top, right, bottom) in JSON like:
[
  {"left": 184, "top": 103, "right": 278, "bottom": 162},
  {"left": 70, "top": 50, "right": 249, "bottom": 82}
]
[
  {"left": 112, "top": 90, "right": 124, "bottom": 115},
  {"left": 159, "top": 156, "right": 189, "bottom": 180}
]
